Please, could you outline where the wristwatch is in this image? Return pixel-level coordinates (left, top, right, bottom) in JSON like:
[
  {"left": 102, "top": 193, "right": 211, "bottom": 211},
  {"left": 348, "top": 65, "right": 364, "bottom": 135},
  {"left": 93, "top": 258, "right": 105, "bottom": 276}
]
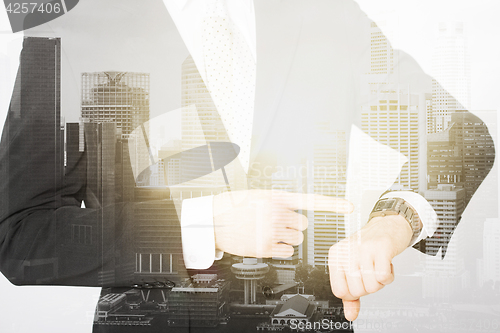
[{"left": 368, "top": 197, "right": 423, "bottom": 245}]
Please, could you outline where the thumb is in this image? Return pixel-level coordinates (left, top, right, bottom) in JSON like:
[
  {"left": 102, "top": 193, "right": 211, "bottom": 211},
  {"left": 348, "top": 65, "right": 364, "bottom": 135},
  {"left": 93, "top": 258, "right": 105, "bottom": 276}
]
[{"left": 343, "top": 299, "right": 360, "bottom": 321}]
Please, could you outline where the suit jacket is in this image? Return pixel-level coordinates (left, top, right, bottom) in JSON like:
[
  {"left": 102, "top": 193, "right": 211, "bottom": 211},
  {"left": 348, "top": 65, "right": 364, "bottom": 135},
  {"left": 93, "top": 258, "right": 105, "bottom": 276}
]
[{"left": 0, "top": 0, "right": 494, "bottom": 289}]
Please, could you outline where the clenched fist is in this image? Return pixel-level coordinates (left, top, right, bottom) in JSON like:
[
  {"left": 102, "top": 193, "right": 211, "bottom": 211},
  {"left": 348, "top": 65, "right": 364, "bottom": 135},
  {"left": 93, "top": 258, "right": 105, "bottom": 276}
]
[{"left": 328, "top": 215, "right": 413, "bottom": 321}]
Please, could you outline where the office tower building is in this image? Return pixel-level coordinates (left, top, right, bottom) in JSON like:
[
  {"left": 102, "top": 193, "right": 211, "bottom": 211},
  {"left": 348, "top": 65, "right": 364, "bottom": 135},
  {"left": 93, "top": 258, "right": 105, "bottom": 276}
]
[
  {"left": 369, "top": 21, "right": 396, "bottom": 76},
  {"left": 427, "top": 127, "right": 463, "bottom": 188},
  {"left": 427, "top": 111, "right": 495, "bottom": 203},
  {"left": 362, "top": 21, "right": 427, "bottom": 193},
  {"left": 181, "top": 56, "right": 227, "bottom": 144},
  {"left": 423, "top": 184, "right": 466, "bottom": 299},
  {"left": 361, "top": 21, "right": 400, "bottom": 95},
  {"left": 426, "top": 110, "right": 496, "bottom": 289},
  {"left": 133, "top": 187, "right": 188, "bottom": 283},
  {"left": 0, "top": 37, "right": 63, "bottom": 283},
  {"left": 424, "top": 93, "right": 435, "bottom": 136},
  {"left": 159, "top": 140, "right": 182, "bottom": 186},
  {"left": 0, "top": 53, "right": 10, "bottom": 115},
  {"left": 361, "top": 86, "right": 420, "bottom": 191},
  {"left": 430, "top": 22, "right": 471, "bottom": 133},
  {"left": 73, "top": 122, "right": 134, "bottom": 285},
  {"left": 133, "top": 187, "right": 225, "bottom": 284},
  {"left": 180, "top": 55, "right": 232, "bottom": 187},
  {"left": 81, "top": 71, "right": 150, "bottom": 136},
  {"left": 76, "top": 72, "right": 146, "bottom": 285},
  {"left": 419, "top": 93, "right": 433, "bottom": 191},
  {"left": 85, "top": 122, "right": 117, "bottom": 285},
  {"left": 306, "top": 124, "right": 347, "bottom": 267},
  {"left": 456, "top": 111, "right": 496, "bottom": 204}
]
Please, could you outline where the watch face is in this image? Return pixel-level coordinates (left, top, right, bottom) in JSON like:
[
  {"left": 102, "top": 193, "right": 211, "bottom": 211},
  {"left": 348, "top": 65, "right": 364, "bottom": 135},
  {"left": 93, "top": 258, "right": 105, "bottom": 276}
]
[{"left": 375, "top": 199, "right": 396, "bottom": 211}]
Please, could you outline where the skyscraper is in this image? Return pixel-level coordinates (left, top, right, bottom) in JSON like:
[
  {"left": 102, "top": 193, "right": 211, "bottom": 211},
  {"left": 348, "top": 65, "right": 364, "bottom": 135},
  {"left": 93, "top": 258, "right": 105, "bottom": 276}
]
[
  {"left": 430, "top": 22, "right": 471, "bottom": 133},
  {"left": 0, "top": 37, "right": 63, "bottom": 283},
  {"left": 180, "top": 55, "right": 231, "bottom": 188},
  {"left": 361, "top": 86, "right": 420, "bottom": 191},
  {"left": 78, "top": 71, "right": 150, "bottom": 285},
  {"left": 133, "top": 187, "right": 188, "bottom": 283},
  {"left": 423, "top": 184, "right": 466, "bottom": 299},
  {"left": 81, "top": 71, "right": 150, "bottom": 136},
  {"left": 427, "top": 111, "right": 495, "bottom": 203},
  {"left": 362, "top": 21, "right": 400, "bottom": 95},
  {"left": 369, "top": 21, "right": 396, "bottom": 76},
  {"left": 307, "top": 124, "right": 347, "bottom": 267}
]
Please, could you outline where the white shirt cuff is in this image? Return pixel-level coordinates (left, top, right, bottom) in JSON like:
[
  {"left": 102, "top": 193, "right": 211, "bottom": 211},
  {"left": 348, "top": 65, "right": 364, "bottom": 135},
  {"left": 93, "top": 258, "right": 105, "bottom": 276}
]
[
  {"left": 380, "top": 191, "right": 438, "bottom": 246},
  {"left": 181, "top": 195, "right": 222, "bottom": 269}
]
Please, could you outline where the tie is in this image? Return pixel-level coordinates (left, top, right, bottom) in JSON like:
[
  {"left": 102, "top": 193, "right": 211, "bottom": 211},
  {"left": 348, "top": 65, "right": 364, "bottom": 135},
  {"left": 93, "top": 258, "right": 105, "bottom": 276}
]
[{"left": 201, "top": 0, "right": 255, "bottom": 173}]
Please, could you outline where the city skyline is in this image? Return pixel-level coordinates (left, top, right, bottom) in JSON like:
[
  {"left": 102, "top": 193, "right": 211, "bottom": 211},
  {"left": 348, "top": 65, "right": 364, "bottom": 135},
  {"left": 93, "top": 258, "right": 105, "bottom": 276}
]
[{"left": 0, "top": 0, "right": 498, "bottom": 326}]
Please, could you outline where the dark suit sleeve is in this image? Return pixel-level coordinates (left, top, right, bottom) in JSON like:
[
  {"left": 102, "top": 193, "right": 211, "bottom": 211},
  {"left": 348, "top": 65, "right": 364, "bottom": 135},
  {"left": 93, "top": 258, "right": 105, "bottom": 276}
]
[{"left": 0, "top": 40, "right": 185, "bottom": 287}]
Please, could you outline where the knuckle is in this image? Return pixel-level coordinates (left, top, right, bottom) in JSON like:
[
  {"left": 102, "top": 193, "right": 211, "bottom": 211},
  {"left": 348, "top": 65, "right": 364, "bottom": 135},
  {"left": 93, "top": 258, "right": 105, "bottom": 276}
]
[
  {"left": 364, "top": 283, "right": 381, "bottom": 294},
  {"left": 377, "top": 272, "right": 394, "bottom": 284},
  {"left": 350, "top": 288, "right": 365, "bottom": 299},
  {"left": 331, "top": 286, "right": 348, "bottom": 299}
]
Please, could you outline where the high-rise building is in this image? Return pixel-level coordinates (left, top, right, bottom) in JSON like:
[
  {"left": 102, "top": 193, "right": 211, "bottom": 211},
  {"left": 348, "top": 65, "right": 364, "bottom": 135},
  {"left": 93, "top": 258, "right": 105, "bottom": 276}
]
[
  {"left": 88, "top": 122, "right": 117, "bottom": 285},
  {"left": 361, "top": 86, "right": 420, "bottom": 191},
  {"left": 306, "top": 124, "right": 347, "bottom": 267},
  {"left": 180, "top": 55, "right": 233, "bottom": 187},
  {"left": 0, "top": 37, "right": 63, "bottom": 283},
  {"left": 427, "top": 126, "right": 463, "bottom": 188},
  {"left": 423, "top": 184, "right": 466, "bottom": 299},
  {"left": 78, "top": 71, "right": 149, "bottom": 284},
  {"left": 361, "top": 21, "right": 401, "bottom": 95},
  {"left": 430, "top": 22, "right": 471, "bottom": 133},
  {"left": 369, "top": 21, "right": 396, "bottom": 76},
  {"left": 427, "top": 111, "right": 495, "bottom": 203},
  {"left": 158, "top": 140, "right": 182, "bottom": 186},
  {"left": 81, "top": 71, "right": 150, "bottom": 136},
  {"left": 181, "top": 56, "right": 228, "bottom": 145},
  {"left": 362, "top": 20, "right": 427, "bottom": 193},
  {"left": 132, "top": 187, "right": 188, "bottom": 283},
  {"left": 67, "top": 121, "right": 135, "bottom": 285}
]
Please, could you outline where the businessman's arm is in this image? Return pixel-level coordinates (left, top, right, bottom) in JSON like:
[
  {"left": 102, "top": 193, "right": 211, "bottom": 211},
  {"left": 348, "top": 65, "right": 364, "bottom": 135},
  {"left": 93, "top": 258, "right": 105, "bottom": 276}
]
[{"left": 326, "top": 1, "right": 495, "bottom": 318}]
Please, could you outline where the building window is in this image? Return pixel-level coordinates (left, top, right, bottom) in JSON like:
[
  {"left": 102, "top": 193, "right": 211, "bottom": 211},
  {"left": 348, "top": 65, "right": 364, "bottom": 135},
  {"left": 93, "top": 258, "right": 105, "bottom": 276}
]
[
  {"left": 72, "top": 225, "right": 92, "bottom": 245},
  {"left": 136, "top": 253, "right": 175, "bottom": 273}
]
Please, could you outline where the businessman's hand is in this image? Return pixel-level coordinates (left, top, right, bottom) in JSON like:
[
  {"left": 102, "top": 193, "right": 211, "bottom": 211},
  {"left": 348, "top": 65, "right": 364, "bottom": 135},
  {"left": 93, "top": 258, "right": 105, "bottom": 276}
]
[
  {"left": 213, "top": 190, "right": 353, "bottom": 258},
  {"left": 328, "top": 215, "right": 412, "bottom": 321}
]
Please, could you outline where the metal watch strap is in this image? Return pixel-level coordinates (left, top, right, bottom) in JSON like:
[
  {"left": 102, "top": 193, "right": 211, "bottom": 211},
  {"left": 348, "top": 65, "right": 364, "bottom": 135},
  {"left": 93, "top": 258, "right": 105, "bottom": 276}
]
[{"left": 369, "top": 198, "right": 423, "bottom": 246}]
